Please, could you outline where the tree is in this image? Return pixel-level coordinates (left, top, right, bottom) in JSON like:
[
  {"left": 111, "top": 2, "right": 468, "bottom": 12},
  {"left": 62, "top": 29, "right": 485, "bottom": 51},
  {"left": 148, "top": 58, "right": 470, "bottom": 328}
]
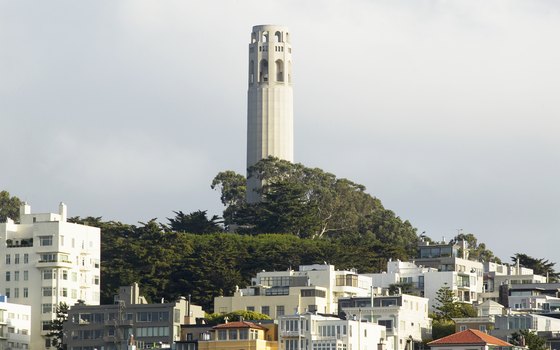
[
  {"left": 432, "top": 284, "right": 476, "bottom": 321},
  {"left": 512, "top": 253, "right": 560, "bottom": 282},
  {"left": 46, "top": 302, "right": 69, "bottom": 350},
  {"left": 213, "top": 157, "right": 418, "bottom": 257},
  {"left": 510, "top": 330, "right": 547, "bottom": 350},
  {"left": 0, "top": 190, "right": 21, "bottom": 223},
  {"left": 166, "top": 210, "right": 223, "bottom": 234}
]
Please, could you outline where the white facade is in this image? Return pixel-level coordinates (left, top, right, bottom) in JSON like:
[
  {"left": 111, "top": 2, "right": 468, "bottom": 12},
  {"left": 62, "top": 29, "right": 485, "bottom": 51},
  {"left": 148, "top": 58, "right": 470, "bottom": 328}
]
[
  {"left": 279, "top": 313, "right": 386, "bottom": 350},
  {"left": 0, "top": 296, "right": 32, "bottom": 350},
  {"left": 339, "top": 294, "right": 431, "bottom": 350},
  {"left": 0, "top": 203, "right": 101, "bottom": 350},
  {"left": 246, "top": 24, "right": 294, "bottom": 202},
  {"left": 214, "top": 264, "right": 373, "bottom": 319},
  {"left": 369, "top": 261, "right": 482, "bottom": 311}
]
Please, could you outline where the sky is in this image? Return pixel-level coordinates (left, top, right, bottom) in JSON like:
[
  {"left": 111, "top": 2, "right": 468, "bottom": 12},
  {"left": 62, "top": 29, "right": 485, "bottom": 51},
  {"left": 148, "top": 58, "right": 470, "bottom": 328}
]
[{"left": 1, "top": 0, "right": 559, "bottom": 264}]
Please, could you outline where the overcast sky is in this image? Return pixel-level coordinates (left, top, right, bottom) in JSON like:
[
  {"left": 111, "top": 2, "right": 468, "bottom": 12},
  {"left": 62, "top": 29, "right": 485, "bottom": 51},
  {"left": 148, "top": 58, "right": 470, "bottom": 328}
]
[{"left": 1, "top": 0, "right": 559, "bottom": 264}]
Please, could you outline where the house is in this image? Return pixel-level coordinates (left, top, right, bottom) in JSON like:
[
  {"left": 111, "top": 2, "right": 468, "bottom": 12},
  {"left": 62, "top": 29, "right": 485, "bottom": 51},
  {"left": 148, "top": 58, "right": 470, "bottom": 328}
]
[
  {"left": 195, "top": 320, "right": 277, "bottom": 350},
  {"left": 278, "top": 313, "right": 386, "bottom": 350},
  {"left": 338, "top": 293, "right": 431, "bottom": 350},
  {"left": 0, "top": 202, "right": 100, "bottom": 349},
  {"left": 214, "top": 264, "right": 373, "bottom": 318},
  {"left": 64, "top": 283, "right": 204, "bottom": 350},
  {"left": 428, "top": 329, "right": 518, "bottom": 350},
  {"left": 453, "top": 300, "right": 505, "bottom": 333}
]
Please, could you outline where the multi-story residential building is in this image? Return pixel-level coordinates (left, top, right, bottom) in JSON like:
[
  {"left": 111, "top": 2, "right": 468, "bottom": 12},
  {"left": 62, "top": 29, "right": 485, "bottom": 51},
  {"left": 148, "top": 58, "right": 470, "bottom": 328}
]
[
  {"left": 338, "top": 293, "right": 431, "bottom": 350},
  {"left": 188, "top": 320, "right": 277, "bottom": 350},
  {"left": 177, "top": 323, "right": 214, "bottom": 350},
  {"left": 64, "top": 283, "right": 204, "bottom": 350},
  {"left": 279, "top": 313, "right": 386, "bottom": 350},
  {"left": 214, "top": 264, "right": 373, "bottom": 318},
  {"left": 416, "top": 241, "right": 484, "bottom": 278},
  {"left": 501, "top": 282, "right": 560, "bottom": 310},
  {"left": 491, "top": 313, "right": 560, "bottom": 341},
  {"left": 369, "top": 260, "right": 481, "bottom": 311},
  {"left": 0, "top": 295, "right": 32, "bottom": 350},
  {"left": 481, "top": 261, "right": 547, "bottom": 303},
  {"left": 0, "top": 202, "right": 100, "bottom": 349}
]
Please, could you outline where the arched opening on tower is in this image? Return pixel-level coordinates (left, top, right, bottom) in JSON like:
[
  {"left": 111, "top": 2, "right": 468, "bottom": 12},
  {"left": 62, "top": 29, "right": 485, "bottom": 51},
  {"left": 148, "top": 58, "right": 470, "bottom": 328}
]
[
  {"left": 250, "top": 60, "right": 255, "bottom": 84},
  {"left": 275, "top": 59, "right": 284, "bottom": 82},
  {"left": 259, "top": 59, "right": 268, "bottom": 82},
  {"left": 262, "top": 31, "right": 269, "bottom": 43},
  {"left": 275, "top": 31, "right": 282, "bottom": 42}
]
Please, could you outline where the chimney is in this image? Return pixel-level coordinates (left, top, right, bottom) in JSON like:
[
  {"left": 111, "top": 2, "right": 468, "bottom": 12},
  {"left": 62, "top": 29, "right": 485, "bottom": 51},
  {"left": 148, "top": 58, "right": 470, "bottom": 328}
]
[
  {"left": 59, "top": 202, "right": 67, "bottom": 222},
  {"left": 19, "top": 202, "right": 30, "bottom": 220}
]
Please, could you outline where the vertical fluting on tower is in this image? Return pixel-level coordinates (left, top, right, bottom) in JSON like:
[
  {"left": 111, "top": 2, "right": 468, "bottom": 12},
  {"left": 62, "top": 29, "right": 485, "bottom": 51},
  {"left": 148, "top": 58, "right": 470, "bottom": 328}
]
[{"left": 246, "top": 25, "right": 294, "bottom": 203}]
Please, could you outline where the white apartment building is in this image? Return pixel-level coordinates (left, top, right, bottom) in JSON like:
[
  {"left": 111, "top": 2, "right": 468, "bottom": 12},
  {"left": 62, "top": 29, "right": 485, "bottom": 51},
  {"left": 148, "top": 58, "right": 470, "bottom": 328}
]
[
  {"left": 0, "top": 202, "right": 101, "bottom": 350},
  {"left": 214, "top": 264, "right": 373, "bottom": 319},
  {"left": 338, "top": 294, "right": 431, "bottom": 350},
  {"left": 481, "top": 261, "right": 547, "bottom": 303},
  {"left": 369, "top": 260, "right": 481, "bottom": 311},
  {"left": 0, "top": 295, "right": 32, "bottom": 350},
  {"left": 279, "top": 313, "right": 386, "bottom": 350}
]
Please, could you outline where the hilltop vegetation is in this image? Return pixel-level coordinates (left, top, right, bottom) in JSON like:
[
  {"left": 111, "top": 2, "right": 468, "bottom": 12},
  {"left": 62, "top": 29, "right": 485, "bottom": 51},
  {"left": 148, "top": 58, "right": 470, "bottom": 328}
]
[{"left": 2, "top": 158, "right": 556, "bottom": 311}]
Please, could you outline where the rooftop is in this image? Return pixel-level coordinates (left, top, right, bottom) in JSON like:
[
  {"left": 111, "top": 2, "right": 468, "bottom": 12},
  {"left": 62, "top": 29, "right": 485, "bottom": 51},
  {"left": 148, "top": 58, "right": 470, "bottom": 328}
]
[{"left": 428, "top": 329, "right": 512, "bottom": 347}]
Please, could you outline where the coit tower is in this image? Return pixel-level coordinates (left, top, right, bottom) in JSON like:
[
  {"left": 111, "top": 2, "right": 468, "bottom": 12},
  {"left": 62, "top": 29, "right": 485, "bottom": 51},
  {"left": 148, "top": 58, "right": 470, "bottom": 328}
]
[{"left": 246, "top": 24, "right": 294, "bottom": 202}]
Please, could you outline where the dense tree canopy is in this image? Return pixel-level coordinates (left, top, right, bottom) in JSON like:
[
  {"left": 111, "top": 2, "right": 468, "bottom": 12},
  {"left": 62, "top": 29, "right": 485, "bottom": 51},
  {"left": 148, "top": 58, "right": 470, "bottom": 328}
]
[
  {"left": 213, "top": 157, "right": 418, "bottom": 254},
  {"left": 0, "top": 190, "right": 21, "bottom": 223},
  {"left": 510, "top": 330, "right": 547, "bottom": 350}
]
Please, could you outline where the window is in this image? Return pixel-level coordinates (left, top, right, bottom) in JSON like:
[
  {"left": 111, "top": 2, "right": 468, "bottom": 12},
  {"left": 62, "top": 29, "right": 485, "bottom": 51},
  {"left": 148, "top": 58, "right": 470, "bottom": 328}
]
[
  {"left": 459, "top": 325, "right": 467, "bottom": 331},
  {"left": 5, "top": 288, "right": 10, "bottom": 298},
  {"left": 23, "top": 288, "right": 28, "bottom": 298},
  {"left": 5, "top": 271, "right": 10, "bottom": 281},
  {"left": 94, "top": 275, "right": 100, "bottom": 285},
  {"left": 229, "top": 329, "right": 237, "bottom": 340},
  {"left": 40, "top": 236, "right": 53, "bottom": 246},
  {"left": 247, "top": 306, "right": 255, "bottom": 312},
  {"left": 239, "top": 329, "right": 249, "bottom": 340},
  {"left": 277, "top": 305, "right": 285, "bottom": 316},
  {"left": 42, "top": 304, "right": 53, "bottom": 314},
  {"left": 14, "top": 254, "right": 19, "bottom": 264},
  {"left": 5, "top": 254, "right": 10, "bottom": 264},
  {"left": 14, "top": 271, "right": 19, "bottom": 281},
  {"left": 23, "top": 270, "right": 28, "bottom": 281},
  {"left": 43, "top": 287, "right": 54, "bottom": 297},
  {"left": 61, "top": 288, "right": 68, "bottom": 297},
  {"left": 218, "top": 330, "right": 227, "bottom": 340},
  {"left": 479, "top": 325, "right": 487, "bottom": 332},
  {"left": 14, "top": 288, "right": 19, "bottom": 298},
  {"left": 62, "top": 270, "right": 68, "bottom": 280},
  {"left": 261, "top": 306, "right": 270, "bottom": 316},
  {"left": 23, "top": 253, "right": 28, "bottom": 264}
]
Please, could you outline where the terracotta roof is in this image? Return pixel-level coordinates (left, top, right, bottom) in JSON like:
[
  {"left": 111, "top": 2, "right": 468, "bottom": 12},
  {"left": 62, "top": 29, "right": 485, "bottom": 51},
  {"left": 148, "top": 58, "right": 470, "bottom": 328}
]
[
  {"left": 213, "top": 321, "right": 266, "bottom": 330},
  {"left": 429, "top": 329, "right": 512, "bottom": 347}
]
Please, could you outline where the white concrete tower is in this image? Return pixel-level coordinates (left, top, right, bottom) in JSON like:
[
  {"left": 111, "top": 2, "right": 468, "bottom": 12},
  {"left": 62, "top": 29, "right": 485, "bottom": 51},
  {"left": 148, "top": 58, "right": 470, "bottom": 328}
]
[{"left": 246, "top": 24, "right": 294, "bottom": 202}]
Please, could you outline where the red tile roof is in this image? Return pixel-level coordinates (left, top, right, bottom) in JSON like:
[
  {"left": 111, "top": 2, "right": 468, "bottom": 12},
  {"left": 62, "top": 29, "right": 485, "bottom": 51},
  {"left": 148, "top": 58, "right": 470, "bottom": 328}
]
[
  {"left": 429, "top": 329, "right": 512, "bottom": 347},
  {"left": 213, "top": 321, "right": 266, "bottom": 330}
]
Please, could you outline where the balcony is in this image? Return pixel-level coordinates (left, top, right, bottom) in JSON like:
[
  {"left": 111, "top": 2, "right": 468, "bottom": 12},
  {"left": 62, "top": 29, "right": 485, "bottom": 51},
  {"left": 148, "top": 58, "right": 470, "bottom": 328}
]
[
  {"left": 103, "top": 319, "right": 133, "bottom": 327},
  {"left": 36, "top": 260, "right": 73, "bottom": 269}
]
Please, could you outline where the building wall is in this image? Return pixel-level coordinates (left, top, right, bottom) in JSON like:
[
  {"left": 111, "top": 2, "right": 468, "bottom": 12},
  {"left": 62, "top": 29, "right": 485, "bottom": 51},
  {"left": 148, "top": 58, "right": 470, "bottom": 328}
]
[
  {"left": 0, "top": 203, "right": 100, "bottom": 350},
  {"left": 0, "top": 298, "right": 32, "bottom": 350}
]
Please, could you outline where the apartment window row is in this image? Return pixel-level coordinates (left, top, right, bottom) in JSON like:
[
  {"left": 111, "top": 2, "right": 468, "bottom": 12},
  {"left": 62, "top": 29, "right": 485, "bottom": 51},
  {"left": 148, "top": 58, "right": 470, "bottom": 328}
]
[
  {"left": 5, "top": 253, "right": 29, "bottom": 264},
  {"left": 42, "top": 287, "right": 73, "bottom": 298},
  {"left": 5, "top": 270, "right": 29, "bottom": 282},
  {"left": 137, "top": 311, "right": 170, "bottom": 322},
  {"left": 6, "top": 342, "right": 28, "bottom": 350},
  {"left": 318, "top": 324, "right": 346, "bottom": 337},
  {"left": 4, "top": 287, "right": 30, "bottom": 299},
  {"left": 136, "top": 326, "right": 170, "bottom": 337},
  {"left": 217, "top": 329, "right": 258, "bottom": 341}
]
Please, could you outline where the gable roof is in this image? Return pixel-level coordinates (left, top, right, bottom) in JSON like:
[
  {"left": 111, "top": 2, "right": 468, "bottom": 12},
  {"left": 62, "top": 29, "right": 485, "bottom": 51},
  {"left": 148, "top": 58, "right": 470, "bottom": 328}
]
[
  {"left": 428, "top": 329, "right": 512, "bottom": 347},
  {"left": 213, "top": 321, "right": 266, "bottom": 330}
]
